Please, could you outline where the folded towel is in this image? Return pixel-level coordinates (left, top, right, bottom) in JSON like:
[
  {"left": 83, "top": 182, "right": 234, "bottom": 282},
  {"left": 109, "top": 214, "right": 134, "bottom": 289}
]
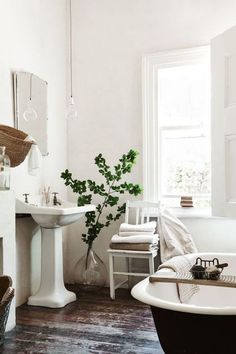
[
  {"left": 158, "top": 208, "right": 197, "bottom": 262},
  {"left": 119, "top": 231, "right": 155, "bottom": 236},
  {"left": 119, "top": 221, "right": 157, "bottom": 233},
  {"left": 110, "top": 242, "right": 158, "bottom": 251},
  {"left": 158, "top": 255, "right": 199, "bottom": 303},
  {"left": 24, "top": 135, "right": 42, "bottom": 176},
  {"left": 111, "top": 234, "right": 159, "bottom": 244}
]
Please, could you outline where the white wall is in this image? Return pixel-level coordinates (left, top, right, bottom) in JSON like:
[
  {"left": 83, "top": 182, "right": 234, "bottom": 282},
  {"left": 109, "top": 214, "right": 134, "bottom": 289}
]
[
  {"left": 0, "top": 0, "right": 68, "bottom": 304},
  {"left": 0, "top": 0, "right": 68, "bottom": 196},
  {"left": 67, "top": 0, "right": 236, "bottom": 283}
]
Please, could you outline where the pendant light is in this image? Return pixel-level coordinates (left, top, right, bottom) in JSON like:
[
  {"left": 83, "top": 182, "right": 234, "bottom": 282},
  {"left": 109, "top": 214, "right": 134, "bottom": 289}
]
[
  {"left": 66, "top": 0, "right": 78, "bottom": 119},
  {"left": 23, "top": 73, "right": 38, "bottom": 122}
]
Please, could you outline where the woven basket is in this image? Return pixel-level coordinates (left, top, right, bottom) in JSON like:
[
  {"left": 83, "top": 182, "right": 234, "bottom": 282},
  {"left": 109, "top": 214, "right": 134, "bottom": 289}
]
[
  {"left": 0, "top": 124, "right": 33, "bottom": 167},
  {"left": 0, "top": 276, "right": 14, "bottom": 345}
]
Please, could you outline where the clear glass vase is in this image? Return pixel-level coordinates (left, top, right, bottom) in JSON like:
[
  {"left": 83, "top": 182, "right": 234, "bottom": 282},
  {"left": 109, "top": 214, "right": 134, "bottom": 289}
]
[
  {"left": 0, "top": 146, "right": 10, "bottom": 190},
  {"left": 73, "top": 246, "right": 107, "bottom": 287}
]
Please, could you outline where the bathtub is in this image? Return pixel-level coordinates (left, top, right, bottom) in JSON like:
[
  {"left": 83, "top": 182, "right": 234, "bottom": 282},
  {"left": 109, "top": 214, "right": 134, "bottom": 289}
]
[{"left": 131, "top": 252, "right": 236, "bottom": 354}]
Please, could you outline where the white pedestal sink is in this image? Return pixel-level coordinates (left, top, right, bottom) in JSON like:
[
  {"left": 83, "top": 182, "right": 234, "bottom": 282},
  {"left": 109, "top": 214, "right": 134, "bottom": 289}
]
[{"left": 16, "top": 195, "right": 95, "bottom": 308}]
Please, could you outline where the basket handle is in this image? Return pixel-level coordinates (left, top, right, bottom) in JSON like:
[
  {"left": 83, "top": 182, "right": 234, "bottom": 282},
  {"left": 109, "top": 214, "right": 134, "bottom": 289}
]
[
  {"left": 216, "top": 263, "right": 228, "bottom": 269},
  {"left": 212, "top": 258, "right": 220, "bottom": 266},
  {"left": 195, "top": 257, "right": 203, "bottom": 265}
]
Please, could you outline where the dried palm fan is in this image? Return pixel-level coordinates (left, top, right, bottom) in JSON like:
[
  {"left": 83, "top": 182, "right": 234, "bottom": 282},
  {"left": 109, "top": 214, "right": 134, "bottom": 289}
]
[{"left": 0, "top": 124, "right": 33, "bottom": 167}]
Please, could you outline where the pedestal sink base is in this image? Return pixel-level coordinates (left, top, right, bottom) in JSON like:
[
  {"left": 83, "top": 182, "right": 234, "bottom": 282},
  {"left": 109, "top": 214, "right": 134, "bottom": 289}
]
[
  {"left": 28, "top": 289, "right": 76, "bottom": 308},
  {"left": 28, "top": 227, "right": 76, "bottom": 308},
  {"left": 16, "top": 195, "right": 95, "bottom": 308}
]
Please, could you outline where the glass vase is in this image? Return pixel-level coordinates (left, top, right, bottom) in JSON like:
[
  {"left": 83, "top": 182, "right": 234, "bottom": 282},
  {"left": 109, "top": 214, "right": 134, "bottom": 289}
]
[
  {"left": 0, "top": 146, "right": 10, "bottom": 190},
  {"left": 73, "top": 246, "right": 107, "bottom": 287}
]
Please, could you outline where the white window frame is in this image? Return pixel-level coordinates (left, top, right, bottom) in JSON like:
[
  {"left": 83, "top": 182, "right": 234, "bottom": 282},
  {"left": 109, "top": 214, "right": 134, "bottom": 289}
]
[{"left": 142, "top": 46, "right": 210, "bottom": 203}]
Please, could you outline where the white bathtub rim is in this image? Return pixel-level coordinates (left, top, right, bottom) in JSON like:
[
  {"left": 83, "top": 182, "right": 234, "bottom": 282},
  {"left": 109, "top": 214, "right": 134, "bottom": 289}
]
[{"left": 131, "top": 252, "right": 236, "bottom": 316}]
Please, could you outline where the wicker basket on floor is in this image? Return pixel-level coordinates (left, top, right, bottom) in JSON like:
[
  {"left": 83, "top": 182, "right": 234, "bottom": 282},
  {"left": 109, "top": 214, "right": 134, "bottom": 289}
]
[
  {"left": 0, "top": 124, "right": 33, "bottom": 167},
  {"left": 0, "top": 276, "right": 14, "bottom": 345}
]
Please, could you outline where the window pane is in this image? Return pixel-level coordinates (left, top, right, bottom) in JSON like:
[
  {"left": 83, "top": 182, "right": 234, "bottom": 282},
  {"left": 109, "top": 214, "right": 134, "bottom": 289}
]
[
  {"left": 161, "top": 133, "right": 211, "bottom": 196},
  {"left": 158, "top": 63, "right": 210, "bottom": 127}
]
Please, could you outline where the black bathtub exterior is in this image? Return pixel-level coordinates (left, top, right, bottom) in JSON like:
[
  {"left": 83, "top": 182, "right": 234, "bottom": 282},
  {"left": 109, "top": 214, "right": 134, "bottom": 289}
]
[{"left": 151, "top": 306, "right": 236, "bottom": 354}]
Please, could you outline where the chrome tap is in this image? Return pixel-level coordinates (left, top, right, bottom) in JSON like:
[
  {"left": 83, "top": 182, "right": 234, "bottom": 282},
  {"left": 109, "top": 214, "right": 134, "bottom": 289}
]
[
  {"left": 52, "top": 192, "right": 61, "bottom": 206},
  {"left": 23, "top": 193, "right": 29, "bottom": 203}
]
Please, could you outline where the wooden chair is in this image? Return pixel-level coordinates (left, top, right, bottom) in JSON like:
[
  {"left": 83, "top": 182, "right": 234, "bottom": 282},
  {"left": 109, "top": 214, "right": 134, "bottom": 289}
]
[{"left": 107, "top": 200, "right": 159, "bottom": 299}]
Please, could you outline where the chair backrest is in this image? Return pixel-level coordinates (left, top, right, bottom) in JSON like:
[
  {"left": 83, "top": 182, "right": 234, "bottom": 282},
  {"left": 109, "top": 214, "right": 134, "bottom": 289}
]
[{"left": 125, "top": 200, "right": 160, "bottom": 224}]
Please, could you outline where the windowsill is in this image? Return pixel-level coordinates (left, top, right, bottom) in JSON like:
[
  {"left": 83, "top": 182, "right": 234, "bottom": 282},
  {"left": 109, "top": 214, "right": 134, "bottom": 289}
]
[
  {"left": 169, "top": 207, "right": 212, "bottom": 218},
  {"left": 147, "top": 207, "right": 215, "bottom": 219}
]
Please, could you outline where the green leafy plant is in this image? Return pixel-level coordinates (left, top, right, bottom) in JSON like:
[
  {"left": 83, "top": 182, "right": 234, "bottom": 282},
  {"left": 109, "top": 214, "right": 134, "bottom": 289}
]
[{"left": 61, "top": 149, "right": 142, "bottom": 250}]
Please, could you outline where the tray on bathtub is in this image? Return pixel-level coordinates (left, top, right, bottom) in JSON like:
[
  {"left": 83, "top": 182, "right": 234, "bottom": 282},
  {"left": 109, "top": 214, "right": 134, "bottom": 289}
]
[{"left": 149, "top": 273, "right": 236, "bottom": 288}]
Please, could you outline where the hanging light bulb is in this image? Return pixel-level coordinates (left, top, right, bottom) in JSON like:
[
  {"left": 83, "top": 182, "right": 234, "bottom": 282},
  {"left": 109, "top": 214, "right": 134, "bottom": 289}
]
[
  {"left": 23, "top": 73, "right": 38, "bottom": 122},
  {"left": 66, "top": 0, "right": 78, "bottom": 119},
  {"left": 67, "top": 96, "right": 78, "bottom": 119}
]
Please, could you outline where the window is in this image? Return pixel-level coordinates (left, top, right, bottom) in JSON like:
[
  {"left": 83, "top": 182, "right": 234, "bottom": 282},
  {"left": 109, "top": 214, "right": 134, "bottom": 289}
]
[{"left": 143, "top": 47, "right": 210, "bottom": 207}]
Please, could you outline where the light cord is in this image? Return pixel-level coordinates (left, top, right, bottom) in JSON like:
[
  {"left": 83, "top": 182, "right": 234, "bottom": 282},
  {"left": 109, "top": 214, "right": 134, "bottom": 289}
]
[
  {"left": 69, "top": 0, "right": 73, "bottom": 98},
  {"left": 30, "top": 73, "right": 33, "bottom": 101}
]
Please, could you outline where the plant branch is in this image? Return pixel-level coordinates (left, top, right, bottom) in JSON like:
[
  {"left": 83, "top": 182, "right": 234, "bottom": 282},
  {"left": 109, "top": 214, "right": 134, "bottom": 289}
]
[{"left": 61, "top": 149, "right": 143, "bottom": 247}]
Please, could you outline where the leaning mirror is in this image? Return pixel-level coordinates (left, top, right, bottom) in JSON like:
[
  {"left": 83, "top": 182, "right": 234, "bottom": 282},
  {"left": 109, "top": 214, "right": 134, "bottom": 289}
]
[{"left": 13, "top": 72, "right": 48, "bottom": 155}]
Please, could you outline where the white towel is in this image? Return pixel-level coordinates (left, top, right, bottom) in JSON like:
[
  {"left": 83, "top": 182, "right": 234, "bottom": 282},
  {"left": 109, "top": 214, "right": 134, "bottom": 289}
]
[
  {"left": 158, "top": 208, "right": 197, "bottom": 262},
  {"left": 111, "top": 233, "right": 159, "bottom": 244},
  {"left": 24, "top": 135, "right": 42, "bottom": 176},
  {"left": 119, "top": 231, "right": 155, "bottom": 236},
  {"left": 158, "top": 255, "right": 199, "bottom": 303},
  {"left": 120, "top": 221, "right": 156, "bottom": 233},
  {"left": 119, "top": 221, "right": 157, "bottom": 237}
]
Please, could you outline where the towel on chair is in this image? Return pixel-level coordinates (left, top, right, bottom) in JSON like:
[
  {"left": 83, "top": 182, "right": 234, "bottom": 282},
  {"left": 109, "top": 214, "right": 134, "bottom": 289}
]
[
  {"left": 111, "top": 233, "right": 159, "bottom": 244},
  {"left": 109, "top": 242, "right": 158, "bottom": 251},
  {"left": 158, "top": 254, "right": 199, "bottom": 303},
  {"left": 119, "top": 221, "right": 157, "bottom": 236},
  {"left": 119, "top": 231, "right": 156, "bottom": 236},
  {"left": 158, "top": 208, "right": 197, "bottom": 262}
]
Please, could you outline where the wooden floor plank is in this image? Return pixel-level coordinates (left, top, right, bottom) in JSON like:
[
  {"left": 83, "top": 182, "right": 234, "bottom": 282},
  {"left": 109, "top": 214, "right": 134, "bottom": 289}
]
[{"left": 2, "top": 285, "right": 164, "bottom": 354}]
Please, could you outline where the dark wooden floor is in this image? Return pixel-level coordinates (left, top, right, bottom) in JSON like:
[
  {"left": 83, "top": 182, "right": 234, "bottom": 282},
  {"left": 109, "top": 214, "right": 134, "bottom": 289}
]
[{"left": 2, "top": 285, "right": 164, "bottom": 354}]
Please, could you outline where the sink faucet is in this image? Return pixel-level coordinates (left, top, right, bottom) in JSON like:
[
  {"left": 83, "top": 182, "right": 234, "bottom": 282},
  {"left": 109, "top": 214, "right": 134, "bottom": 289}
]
[
  {"left": 23, "top": 193, "right": 29, "bottom": 203},
  {"left": 52, "top": 192, "right": 61, "bottom": 206}
]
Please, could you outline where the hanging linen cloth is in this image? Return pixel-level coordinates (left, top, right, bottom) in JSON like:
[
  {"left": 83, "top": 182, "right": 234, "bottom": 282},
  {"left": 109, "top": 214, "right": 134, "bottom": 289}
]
[{"left": 158, "top": 208, "right": 197, "bottom": 262}]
